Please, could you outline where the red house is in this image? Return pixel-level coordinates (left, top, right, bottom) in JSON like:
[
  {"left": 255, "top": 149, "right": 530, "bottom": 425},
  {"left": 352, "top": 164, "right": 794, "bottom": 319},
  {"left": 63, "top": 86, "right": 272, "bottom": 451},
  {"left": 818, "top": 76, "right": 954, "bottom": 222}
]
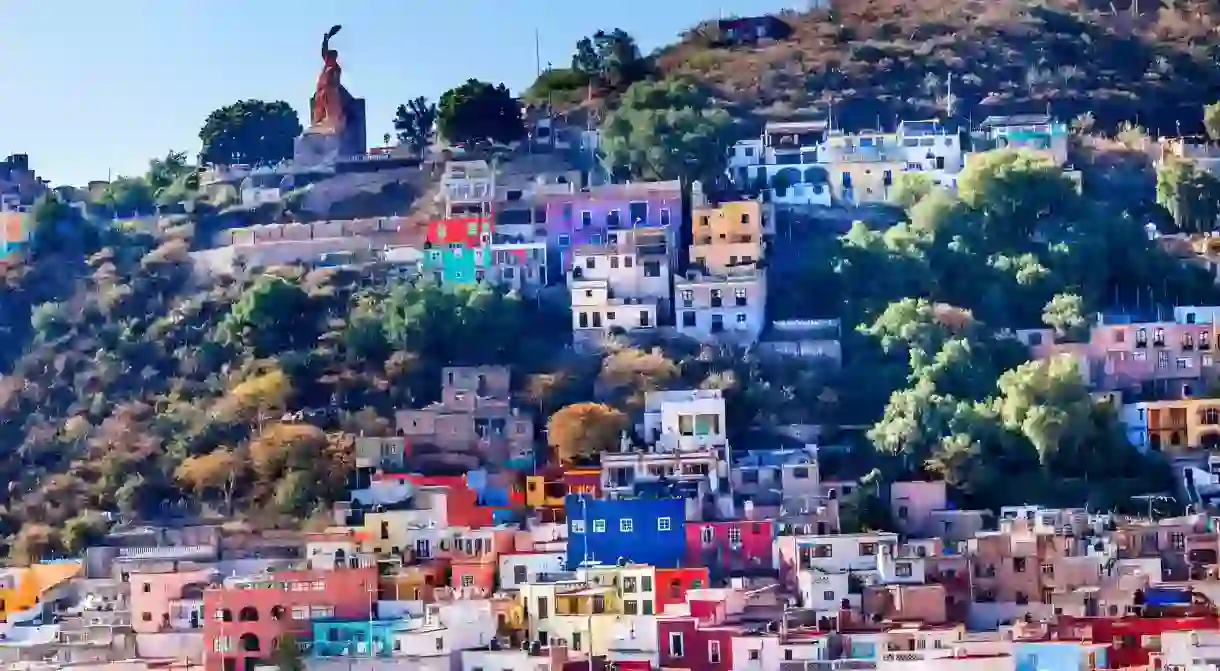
[
  {"left": 685, "top": 520, "right": 775, "bottom": 575},
  {"left": 426, "top": 216, "right": 491, "bottom": 247},
  {"left": 655, "top": 567, "right": 710, "bottom": 613},
  {"left": 203, "top": 567, "right": 377, "bottom": 671},
  {"left": 657, "top": 610, "right": 737, "bottom": 671},
  {"left": 1049, "top": 614, "right": 1219, "bottom": 668}
]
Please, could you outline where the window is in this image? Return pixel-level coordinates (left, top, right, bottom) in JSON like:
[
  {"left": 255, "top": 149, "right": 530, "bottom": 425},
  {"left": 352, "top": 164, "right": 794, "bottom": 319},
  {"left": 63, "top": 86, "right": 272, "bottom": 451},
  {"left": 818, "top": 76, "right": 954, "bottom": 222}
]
[
  {"left": 736, "top": 313, "right": 748, "bottom": 324},
  {"left": 660, "top": 208, "right": 671, "bottom": 227},
  {"left": 682, "top": 311, "right": 696, "bottom": 327},
  {"left": 681, "top": 290, "right": 694, "bottom": 307},
  {"left": 711, "top": 289, "right": 723, "bottom": 307},
  {"left": 623, "top": 576, "right": 638, "bottom": 593},
  {"left": 642, "top": 576, "right": 652, "bottom": 592},
  {"left": 624, "top": 256, "right": 633, "bottom": 267},
  {"left": 701, "top": 525, "right": 715, "bottom": 545},
  {"left": 643, "top": 261, "right": 661, "bottom": 277},
  {"left": 728, "top": 527, "right": 742, "bottom": 544},
  {"left": 572, "top": 520, "right": 586, "bottom": 533},
  {"left": 580, "top": 211, "right": 593, "bottom": 228},
  {"left": 593, "top": 520, "right": 606, "bottom": 533},
  {"left": 585, "top": 256, "right": 596, "bottom": 269},
  {"left": 572, "top": 632, "right": 583, "bottom": 651},
  {"left": 895, "top": 562, "right": 913, "bottom": 577},
  {"left": 813, "top": 544, "right": 833, "bottom": 557},
  {"left": 859, "top": 542, "right": 878, "bottom": 556},
  {"left": 1172, "top": 532, "right": 1186, "bottom": 550},
  {"left": 610, "top": 256, "right": 619, "bottom": 269},
  {"left": 607, "top": 210, "right": 621, "bottom": 228},
  {"left": 669, "top": 632, "right": 685, "bottom": 657},
  {"left": 709, "top": 640, "right": 722, "bottom": 664},
  {"left": 624, "top": 600, "right": 638, "bottom": 614},
  {"left": 213, "top": 636, "right": 232, "bottom": 653},
  {"left": 1041, "top": 563, "right": 1054, "bottom": 576},
  {"left": 291, "top": 606, "right": 309, "bottom": 620},
  {"left": 537, "top": 597, "right": 549, "bottom": 619},
  {"left": 1013, "top": 557, "right": 1027, "bottom": 573},
  {"left": 557, "top": 234, "right": 571, "bottom": 247},
  {"left": 620, "top": 518, "right": 634, "bottom": 532},
  {"left": 784, "top": 649, "right": 794, "bottom": 661},
  {"left": 142, "top": 612, "right": 152, "bottom": 622},
  {"left": 735, "top": 287, "right": 747, "bottom": 306},
  {"left": 435, "top": 637, "right": 444, "bottom": 651},
  {"left": 793, "top": 466, "right": 809, "bottom": 479},
  {"left": 657, "top": 517, "right": 672, "bottom": 531},
  {"left": 310, "top": 606, "right": 334, "bottom": 619},
  {"left": 514, "top": 565, "right": 527, "bottom": 584},
  {"left": 643, "top": 599, "right": 654, "bottom": 614},
  {"left": 461, "top": 574, "right": 474, "bottom": 587},
  {"left": 142, "top": 583, "right": 152, "bottom": 593},
  {"left": 823, "top": 590, "right": 835, "bottom": 602}
]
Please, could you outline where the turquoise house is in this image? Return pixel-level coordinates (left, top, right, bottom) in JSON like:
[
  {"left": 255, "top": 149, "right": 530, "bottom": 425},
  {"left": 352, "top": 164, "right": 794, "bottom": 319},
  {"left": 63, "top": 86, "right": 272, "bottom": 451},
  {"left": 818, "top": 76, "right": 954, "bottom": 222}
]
[
  {"left": 1015, "top": 641, "right": 1108, "bottom": 671},
  {"left": 422, "top": 216, "right": 492, "bottom": 285},
  {"left": 311, "top": 619, "right": 408, "bottom": 658}
]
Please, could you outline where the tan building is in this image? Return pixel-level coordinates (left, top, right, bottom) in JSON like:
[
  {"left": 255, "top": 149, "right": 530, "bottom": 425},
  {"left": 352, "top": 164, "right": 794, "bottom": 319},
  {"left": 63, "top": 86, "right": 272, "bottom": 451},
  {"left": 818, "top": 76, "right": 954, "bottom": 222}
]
[
  {"left": 673, "top": 267, "right": 767, "bottom": 344},
  {"left": 689, "top": 200, "right": 764, "bottom": 275},
  {"left": 821, "top": 131, "right": 905, "bottom": 204},
  {"left": 394, "top": 366, "right": 533, "bottom": 469},
  {"left": 570, "top": 278, "right": 659, "bottom": 342}
]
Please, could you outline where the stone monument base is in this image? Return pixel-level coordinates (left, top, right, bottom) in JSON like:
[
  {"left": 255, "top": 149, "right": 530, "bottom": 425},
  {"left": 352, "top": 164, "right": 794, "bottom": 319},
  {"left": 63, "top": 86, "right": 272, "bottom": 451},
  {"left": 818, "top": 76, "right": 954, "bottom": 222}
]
[{"left": 294, "top": 131, "right": 344, "bottom": 168}]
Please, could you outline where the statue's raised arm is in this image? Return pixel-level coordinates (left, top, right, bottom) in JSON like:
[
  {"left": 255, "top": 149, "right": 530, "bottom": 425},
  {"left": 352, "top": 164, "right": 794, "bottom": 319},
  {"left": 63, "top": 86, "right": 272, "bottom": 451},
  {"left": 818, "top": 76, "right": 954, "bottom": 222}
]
[{"left": 321, "top": 24, "right": 342, "bottom": 59}]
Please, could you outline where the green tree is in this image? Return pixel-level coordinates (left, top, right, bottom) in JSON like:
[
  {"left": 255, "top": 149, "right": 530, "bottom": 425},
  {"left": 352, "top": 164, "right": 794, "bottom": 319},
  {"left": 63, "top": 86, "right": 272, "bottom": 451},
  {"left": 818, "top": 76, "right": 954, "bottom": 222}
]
[
  {"left": 437, "top": 80, "right": 526, "bottom": 146},
  {"left": 994, "top": 356, "right": 1095, "bottom": 465},
  {"left": 198, "top": 100, "right": 302, "bottom": 166},
  {"left": 600, "top": 77, "right": 736, "bottom": 185},
  {"left": 956, "top": 149, "right": 1077, "bottom": 242},
  {"left": 891, "top": 172, "right": 936, "bottom": 210},
  {"left": 1156, "top": 159, "right": 1220, "bottom": 233},
  {"left": 219, "top": 276, "right": 318, "bottom": 357},
  {"left": 1041, "top": 293, "right": 1091, "bottom": 341},
  {"left": 146, "top": 150, "right": 193, "bottom": 194},
  {"left": 572, "top": 29, "right": 647, "bottom": 90},
  {"left": 392, "top": 96, "right": 438, "bottom": 155},
  {"left": 96, "top": 176, "right": 155, "bottom": 218},
  {"left": 272, "top": 631, "right": 305, "bottom": 671},
  {"left": 1205, "top": 102, "right": 1220, "bottom": 142}
]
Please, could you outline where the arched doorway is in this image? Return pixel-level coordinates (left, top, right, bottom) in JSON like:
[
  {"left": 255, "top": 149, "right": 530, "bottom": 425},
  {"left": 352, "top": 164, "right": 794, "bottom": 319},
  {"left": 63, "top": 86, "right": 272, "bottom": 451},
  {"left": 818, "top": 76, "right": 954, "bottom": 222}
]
[
  {"left": 238, "top": 606, "right": 259, "bottom": 622},
  {"left": 239, "top": 633, "right": 260, "bottom": 652}
]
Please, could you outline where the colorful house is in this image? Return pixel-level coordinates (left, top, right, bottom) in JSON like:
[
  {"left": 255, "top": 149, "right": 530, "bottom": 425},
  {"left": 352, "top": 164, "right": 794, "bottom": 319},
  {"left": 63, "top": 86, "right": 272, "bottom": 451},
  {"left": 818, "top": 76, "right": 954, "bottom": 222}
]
[
  {"left": 539, "top": 181, "right": 683, "bottom": 270},
  {"left": 0, "top": 560, "right": 82, "bottom": 624},
  {"left": 422, "top": 216, "right": 492, "bottom": 285},
  {"left": 565, "top": 496, "right": 687, "bottom": 570},
  {"left": 312, "top": 619, "right": 408, "bottom": 658},
  {"left": 0, "top": 211, "right": 30, "bottom": 261}
]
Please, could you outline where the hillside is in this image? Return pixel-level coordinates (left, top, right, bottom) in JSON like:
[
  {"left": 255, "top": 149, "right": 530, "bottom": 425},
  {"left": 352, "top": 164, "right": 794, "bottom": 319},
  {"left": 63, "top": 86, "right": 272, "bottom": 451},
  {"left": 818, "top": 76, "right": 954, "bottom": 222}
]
[{"left": 655, "top": 0, "right": 1220, "bottom": 133}]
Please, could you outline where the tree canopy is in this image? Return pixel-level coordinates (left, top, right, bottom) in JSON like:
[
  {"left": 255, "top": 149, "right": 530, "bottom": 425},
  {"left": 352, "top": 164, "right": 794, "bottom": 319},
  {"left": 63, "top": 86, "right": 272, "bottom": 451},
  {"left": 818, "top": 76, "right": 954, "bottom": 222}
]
[
  {"left": 572, "top": 29, "right": 648, "bottom": 91},
  {"left": 437, "top": 80, "right": 526, "bottom": 146},
  {"left": 599, "top": 77, "right": 736, "bottom": 185},
  {"left": 198, "top": 99, "right": 303, "bottom": 166},
  {"left": 392, "top": 96, "right": 438, "bottom": 155}
]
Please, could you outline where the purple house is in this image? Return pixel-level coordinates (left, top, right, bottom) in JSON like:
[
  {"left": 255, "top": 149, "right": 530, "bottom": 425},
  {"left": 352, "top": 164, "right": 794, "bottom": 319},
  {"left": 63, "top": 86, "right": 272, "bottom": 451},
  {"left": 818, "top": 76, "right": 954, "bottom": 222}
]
[{"left": 540, "top": 180, "right": 684, "bottom": 270}]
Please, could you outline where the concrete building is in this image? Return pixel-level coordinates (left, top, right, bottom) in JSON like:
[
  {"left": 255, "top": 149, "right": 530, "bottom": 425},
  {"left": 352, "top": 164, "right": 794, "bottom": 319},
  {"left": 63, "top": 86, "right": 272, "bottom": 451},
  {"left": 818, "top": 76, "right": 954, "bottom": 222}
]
[
  {"left": 725, "top": 120, "right": 832, "bottom": 207},
  {"left": 441, "top": 160, "right": 494, "bottom": 217},
  {"left": 689, "top": 200, "right": 765, "bottom": 275},
  {"left": 567, "top": 231, "right": 670, "bottom": 342},
  {"left": 129, "top": 569, "right": 215, "bottom": 633},
  {"left": 895, "top": 119, "right": 966, "bottom": 187},
  {"left": 395, "top": 366, "right": 534, "bottom": 469},
  {"left": 565, "top": 496, "right": 687, "bottom": 569},
  {"left": 674, "top": 267, "right": 767, "bottom": 344},
  {"left": 642, "top": 389, "right": 728, "bottom": 452},
  {"left": 569, "top": 277, "right": 659, "bottom": 342},
  {"left": 539, "top": 180, "right": 683, "bottom": 270},
  {"left": 821, "top": 130, "right": 905, "bottom": 204}
]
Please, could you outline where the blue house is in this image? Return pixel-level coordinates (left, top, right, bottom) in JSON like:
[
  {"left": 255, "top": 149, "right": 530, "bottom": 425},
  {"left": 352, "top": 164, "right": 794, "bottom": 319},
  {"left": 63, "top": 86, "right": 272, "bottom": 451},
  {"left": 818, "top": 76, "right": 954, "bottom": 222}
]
[
  {"left": 311, "top": 619, "right": 407, "bottom": 658},
  {"left": 564, "top": 495, "right": 686, "bottom": 570}
]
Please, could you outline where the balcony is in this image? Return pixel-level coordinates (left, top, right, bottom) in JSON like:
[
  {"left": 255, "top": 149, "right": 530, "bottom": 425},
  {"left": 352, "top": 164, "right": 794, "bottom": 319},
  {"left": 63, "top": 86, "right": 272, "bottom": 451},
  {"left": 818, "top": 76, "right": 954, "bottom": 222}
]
[
  {"left": 781, "top": 662, "right": 877, "bottom": 671},
  {"left": 117, "top": 545, "right": 217, "bottom": 561}
]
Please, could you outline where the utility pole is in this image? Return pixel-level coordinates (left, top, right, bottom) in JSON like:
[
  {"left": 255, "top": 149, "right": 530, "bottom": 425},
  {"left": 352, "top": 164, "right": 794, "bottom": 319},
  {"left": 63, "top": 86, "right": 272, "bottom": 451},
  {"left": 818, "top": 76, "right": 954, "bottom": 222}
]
[{"left": 535, "top": 29, "right": 542, "bottom": 79}]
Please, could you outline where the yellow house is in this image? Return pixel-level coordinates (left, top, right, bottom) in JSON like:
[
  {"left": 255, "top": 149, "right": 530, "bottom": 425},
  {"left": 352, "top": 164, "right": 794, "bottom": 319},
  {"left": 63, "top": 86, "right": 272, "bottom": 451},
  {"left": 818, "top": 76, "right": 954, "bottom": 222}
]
[
  {"left": 822, "top": 131, "right": 905, "bottom": 205},
  {"left": 358, "top": 509, "right": 438, "bottom": 555},
  {"left": 1123, "top": 397, "right": 1220, "bottom": 453},
  {"left": 689, "top": 200, "right": 764, "bottom": 275},
  {"left": 0, "top": 561, "right": 82, "bottom": 621},
  {"left": 524, "top": 469, "right": 601, "bottom": 509}
]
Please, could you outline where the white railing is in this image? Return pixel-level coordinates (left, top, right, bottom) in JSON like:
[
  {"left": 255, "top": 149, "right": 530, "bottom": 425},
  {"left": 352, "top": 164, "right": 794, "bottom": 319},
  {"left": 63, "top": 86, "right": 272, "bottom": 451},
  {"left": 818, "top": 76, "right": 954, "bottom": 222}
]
[{"left": 117, "top": 545, "right": 216, "bottom": 560}]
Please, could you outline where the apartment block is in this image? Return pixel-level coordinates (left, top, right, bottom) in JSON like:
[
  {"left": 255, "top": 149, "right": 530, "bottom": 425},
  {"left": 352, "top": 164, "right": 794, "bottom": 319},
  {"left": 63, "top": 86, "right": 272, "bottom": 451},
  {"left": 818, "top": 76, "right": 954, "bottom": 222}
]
[
  {"left": 689, "top": 200, "right": 765, "bottom": 274},
  {"left": 821, "top": 131, "right": 905, "bottom": 204},
  {"left": 674, "top": 267, "right": 767, "bottom": 344},
  {"left": 725, "top": 120, "right": 833, "bottom": 206},
  {"left": 643, "top": 389, "right": 728, "bottom": 452}
]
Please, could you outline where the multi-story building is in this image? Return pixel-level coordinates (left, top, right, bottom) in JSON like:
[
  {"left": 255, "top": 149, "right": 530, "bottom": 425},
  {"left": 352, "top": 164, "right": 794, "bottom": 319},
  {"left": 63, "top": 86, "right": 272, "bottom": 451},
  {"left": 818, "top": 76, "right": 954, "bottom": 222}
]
[
  {"left": 725, "top": 120, "right": 832, "bottom": 206},
  {"left": 643, "top": 389, "right": 728, "bottom": 452},
  {"left": 202, "top": 567, "right": 377, "bottom": 671},
  {"left": 565, "top": 496, "right": 687, "bottom": 569},
  {"left": 894, "top": 119, "right": 966, "bottom": 187},
  {"left": 490, "top": 240, "right": 549, "bottom": 293},
  {"left": 395, "top": 366, "right": 534, "bottom": 469},
  {"left": 973, "top": 115, "right": 1069, "bottom": 167},
  {"left": 821, "top": 130, "right": 906, "bottom": 204},
  {"left": 674, "top": 267, "right": 767, "bottom": 344},
  {"left": 1120, "top": 397, "right": 1220, "bottom": 453},
  {"left": 1015, "top": 319, "right": 1217, "bottom": 398},
  {"left": 524, "top": 467, "right": 601, "bottom": 508},
  {"left": 689, "top": 199, "right": 765, "bottom": 275},
  {"left": 569, "top": 276, "right": 660, "bottom": 341},
  {"left": 422, "top": 216, "right": 492, "bottom": 285},
  {"left": 730, "top": 447, "right": 821, "bottom": 500},
  {"left": 685, "top": 520, "right": 775, "bottom": 577},
  {"left": 0, "top": 207, "right": 29, "bottom": 262},
  {"left": 441, "top": 160, "right": 494, "bottom": 217},
  {"left": 130, "top": 568, "right": 215, "bottom": 633},
  {"left": 600, "top": 448, "right": 724, "bottom": 503},
  {"left": 539, "top": 181, "right": 683, "bottom": 270}
]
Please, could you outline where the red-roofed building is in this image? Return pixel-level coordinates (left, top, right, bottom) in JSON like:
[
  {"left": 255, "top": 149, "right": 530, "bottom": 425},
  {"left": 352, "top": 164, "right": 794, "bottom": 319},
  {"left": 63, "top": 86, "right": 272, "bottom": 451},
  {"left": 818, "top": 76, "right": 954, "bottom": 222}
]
[{"left": 1038, "top": 614, "right": 1220, "bottom": 668}]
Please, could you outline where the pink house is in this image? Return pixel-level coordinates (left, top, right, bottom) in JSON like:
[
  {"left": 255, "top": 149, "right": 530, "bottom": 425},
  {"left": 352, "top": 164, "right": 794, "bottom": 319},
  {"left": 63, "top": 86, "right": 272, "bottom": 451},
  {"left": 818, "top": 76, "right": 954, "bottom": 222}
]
[
  {"left": 1016, "top": 321, "right": 1216, "bottom": 396},
  {"left": 130, "top": 568, "right": 216, "bottom": 633}
]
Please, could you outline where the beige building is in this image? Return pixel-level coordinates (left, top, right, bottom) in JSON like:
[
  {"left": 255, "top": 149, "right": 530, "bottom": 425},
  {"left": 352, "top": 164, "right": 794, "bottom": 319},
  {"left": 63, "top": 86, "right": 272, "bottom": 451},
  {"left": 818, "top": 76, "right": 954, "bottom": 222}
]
[
  {"left": 394, "top": 366, "right": 533, "bottom": 469},
  {"left": 673, "top": 267, "right": 766, "bottom": 344},
  {"left": 821, "top": 131, "right": 905, "bottom": 204},
  {"left": 570, "top": 278, "right": 659, "bottom": 342},
  {"left": 689, "top": 200, "right": 764, "bottom": 275}
]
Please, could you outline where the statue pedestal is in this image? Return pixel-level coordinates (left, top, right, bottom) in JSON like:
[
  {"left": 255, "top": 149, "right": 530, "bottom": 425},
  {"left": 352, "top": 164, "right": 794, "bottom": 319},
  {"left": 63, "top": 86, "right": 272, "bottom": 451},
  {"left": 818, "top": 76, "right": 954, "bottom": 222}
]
[{"left": 294, "top": 131, "right": 343, "bottom": 168}]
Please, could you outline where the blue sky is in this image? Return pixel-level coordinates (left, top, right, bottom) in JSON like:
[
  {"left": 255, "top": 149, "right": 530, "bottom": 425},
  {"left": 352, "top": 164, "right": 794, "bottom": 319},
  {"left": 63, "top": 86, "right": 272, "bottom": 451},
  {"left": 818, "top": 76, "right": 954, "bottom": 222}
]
[{"left": 0, "top": 1, "right": 795, "bottom": 187}]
